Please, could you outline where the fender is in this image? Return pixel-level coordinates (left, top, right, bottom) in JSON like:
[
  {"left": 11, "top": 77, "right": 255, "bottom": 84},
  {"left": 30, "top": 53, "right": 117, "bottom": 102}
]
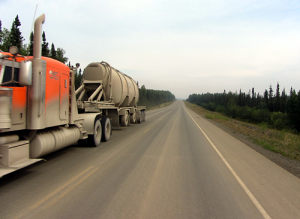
[{"left": 80, "top": 113, "right": 102, "bottom": 134}]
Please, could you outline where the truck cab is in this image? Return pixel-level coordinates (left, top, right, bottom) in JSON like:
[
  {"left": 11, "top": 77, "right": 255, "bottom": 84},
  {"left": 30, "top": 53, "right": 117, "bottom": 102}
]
[{"left": 0, "top": 51, "right": 27, "bottom": 131}]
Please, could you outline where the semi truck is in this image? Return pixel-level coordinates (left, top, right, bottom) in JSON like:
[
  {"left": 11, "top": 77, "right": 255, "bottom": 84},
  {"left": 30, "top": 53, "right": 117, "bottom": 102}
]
[{"left": 0, "top": 14, "right": 146, "bottom": 177}]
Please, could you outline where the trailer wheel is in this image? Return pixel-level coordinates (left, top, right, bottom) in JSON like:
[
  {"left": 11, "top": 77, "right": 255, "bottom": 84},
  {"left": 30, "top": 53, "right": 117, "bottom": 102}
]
[
  {"left": 101, "top": 118, "right": 111, "bottom": 142},
  {"left": 130, "top": 112, "right": 136, "bottom": 124},
  {"left": 88, "top": 119, "right": 102, "bottom": 147},
  {"left": 137, "top": 112, "right": 141, "bottom": 123},
  {"left": 121, "top": 111, "right": 129, "bottom": 126}
]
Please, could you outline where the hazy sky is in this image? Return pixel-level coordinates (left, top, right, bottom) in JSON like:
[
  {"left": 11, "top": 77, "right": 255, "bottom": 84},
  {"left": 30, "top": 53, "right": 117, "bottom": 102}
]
[{"left": 1, "top": 0, "right": 300, "bottom": 98}]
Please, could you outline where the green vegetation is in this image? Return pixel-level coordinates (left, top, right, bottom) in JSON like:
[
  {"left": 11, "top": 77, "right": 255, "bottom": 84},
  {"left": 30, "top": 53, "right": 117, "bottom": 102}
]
[
  {"left": 187, "top": 83, "right": 300, "bottom": 132},
  {"left": 138, "top": 85, "right": 175, "bottom": 108},
  {"left": 0, "top": 15, "right": 68, "bottom": 64}
]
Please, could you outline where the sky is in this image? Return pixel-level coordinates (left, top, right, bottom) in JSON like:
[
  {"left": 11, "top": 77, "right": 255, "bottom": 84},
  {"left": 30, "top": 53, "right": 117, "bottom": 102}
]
[{"left": 1, "top": 0, "right": 300, "bottom": 99}]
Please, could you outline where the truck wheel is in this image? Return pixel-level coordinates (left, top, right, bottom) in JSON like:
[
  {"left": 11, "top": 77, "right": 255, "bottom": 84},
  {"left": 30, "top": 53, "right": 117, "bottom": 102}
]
[
  {"left": 137, "top": 112, "right": 141, "bottom": 123},
  {"left": 101, "top": 118, "right": 111, "bottom": 142},
  {"left": 130, "top": 112, "right": 136, "bottom": 124},
  {"left": 140, "top": 111, "right": 144, "bottom": 122},
  {"left": 88, "top": 119, "right": 102, "bottom": 147},
  {"left": 142, "top": 111, "right": 146, "bottom": 122},
  {"left": 121, "top": 111, "right": 129, "bottom": 126}
]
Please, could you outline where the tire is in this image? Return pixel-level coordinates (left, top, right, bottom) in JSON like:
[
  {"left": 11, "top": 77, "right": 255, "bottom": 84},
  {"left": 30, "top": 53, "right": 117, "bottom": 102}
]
[
  {"left": 101, "top": 118, "right": 111, "bottom": 142},
  {"left": 121, "top": 111, "right": 129, "bottom": 126},
  {"left": 142, "top": 111, "right": 146, "bottom": 122},
  {"left": 137, "top": 112, "right": 141, "bottom": 124},
  {"left": 130, "top": 112, "right": 136, "bottom": 124},
  {"left": 140, "top": 111, "right": 145, "bottom": 122},
  {"left": 88, "top": 119, "right": 102, "bottom": 147}
]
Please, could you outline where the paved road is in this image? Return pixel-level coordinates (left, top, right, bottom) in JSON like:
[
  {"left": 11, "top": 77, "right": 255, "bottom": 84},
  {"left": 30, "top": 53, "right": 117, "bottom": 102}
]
[{"left": 0, "top": 101, "right": 300, "bottom": 219}]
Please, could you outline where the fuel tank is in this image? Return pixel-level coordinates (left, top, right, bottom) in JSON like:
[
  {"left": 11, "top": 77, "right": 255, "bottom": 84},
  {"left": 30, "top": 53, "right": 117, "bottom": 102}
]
[{"left": 83, "top": 62, "right": 139, "bottom": 107}]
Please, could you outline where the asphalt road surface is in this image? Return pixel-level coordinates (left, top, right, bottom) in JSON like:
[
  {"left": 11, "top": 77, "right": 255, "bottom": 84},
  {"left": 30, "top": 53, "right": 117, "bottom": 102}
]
[{"left": 1, "top": 101, "right": 300, "bottom": 219}]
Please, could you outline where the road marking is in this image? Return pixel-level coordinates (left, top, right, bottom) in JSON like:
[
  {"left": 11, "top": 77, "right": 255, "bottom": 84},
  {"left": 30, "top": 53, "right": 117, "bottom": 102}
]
[
  {"left": 15, "top": 166, "right": 96, "bottom": 218},
  {"left": 184, "top": 108, "right": 272, "bottom": 219},
  {"left": 144, "top": 128, "right": 150, "bottom": 133},
  {"left": 29, "top": 166, "right": 95, "bottom": 210},
  {"left": 44, "top": 166, "right": 100, "bottom": 209}
]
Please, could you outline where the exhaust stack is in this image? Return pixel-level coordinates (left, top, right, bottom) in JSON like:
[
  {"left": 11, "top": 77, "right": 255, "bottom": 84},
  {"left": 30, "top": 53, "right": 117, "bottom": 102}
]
[
  {"left": 27, "top": 14, "right": 46, "bottom": 130},
  {"left": 33, "top": 14, "right": 45, "bottom": 59}
]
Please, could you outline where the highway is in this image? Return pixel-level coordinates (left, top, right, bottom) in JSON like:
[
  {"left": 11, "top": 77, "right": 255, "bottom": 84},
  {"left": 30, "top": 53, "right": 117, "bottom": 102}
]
[{"left": 0, "top": 101, "right": 300, "bottom": 219}]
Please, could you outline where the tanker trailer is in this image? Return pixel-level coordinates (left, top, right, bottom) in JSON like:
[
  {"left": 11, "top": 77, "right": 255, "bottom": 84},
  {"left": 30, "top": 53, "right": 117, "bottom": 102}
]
[{"left": 76, "top": 61, "right": 146, "bottom": 129}]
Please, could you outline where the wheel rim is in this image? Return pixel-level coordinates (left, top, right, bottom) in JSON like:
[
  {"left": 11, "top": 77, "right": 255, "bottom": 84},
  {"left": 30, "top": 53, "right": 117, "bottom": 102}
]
[
  {"left": 125, "top": 112, "right": 129, "bottom": 126},
  {"left": 95, "top": 123, "right": 101, "bottom": 140},
  {"left": 92, "top": 120, "right": 101, "bottom": 146},
  {"left": 106, "top": 121, "right": 110, "bottom": 137}
]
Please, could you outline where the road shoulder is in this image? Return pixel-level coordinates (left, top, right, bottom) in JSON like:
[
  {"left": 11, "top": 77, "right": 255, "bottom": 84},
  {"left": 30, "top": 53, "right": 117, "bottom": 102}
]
[{"left": 184, "top": 101, "right": 300, "bottom": 179}]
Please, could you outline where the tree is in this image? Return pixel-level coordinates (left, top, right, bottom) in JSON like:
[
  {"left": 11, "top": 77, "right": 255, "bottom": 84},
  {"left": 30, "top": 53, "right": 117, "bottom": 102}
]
[
  {"left": 9, "top": 15, "right": 24, "bottom": 51},
  {"left": 268, "top": 85, "right": 274, "bottom": 112},
  {"left": 281, "top": 88, "right": 287, "bottom": 113},
  {"left": 0, "top": 28, "right": 11, "bottom": 52},
  {"left": 50, "top": 43, "right": 56, "bottom": 59},
  {"left": 251, "top": 87, "right": 255, "bottom": 108},
  {"left": 56, "top": 47, "right": 68, "bottom": 63},
  {"left": 28, "top": 31, "right": 34, "bottom": 56},
  {"left": 0, "top": 20, "right": 2, "bottom": 46},
  {"left": 139, "top": 85, "right": 147, "bottom": 103},
  {"left": 42, "top": 31, "right": 49, "bottom": 57},
  {"left": 75, "top": 68, "right": 83, "bottom": 90},
  {"left": 287, "top": 88, "right": 300, "bottom": 131},
  {"left": 275, "top": 82, "right": 281, "bottom": 112}
]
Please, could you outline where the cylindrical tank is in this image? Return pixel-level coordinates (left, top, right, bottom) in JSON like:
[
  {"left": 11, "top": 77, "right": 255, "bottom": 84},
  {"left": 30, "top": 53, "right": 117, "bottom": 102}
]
[
  {"left": 30, "top": 126, "right": 81, "bottom": 158},
  {"left": 83, "top": 62, "right": 139, "bottom": 107}
]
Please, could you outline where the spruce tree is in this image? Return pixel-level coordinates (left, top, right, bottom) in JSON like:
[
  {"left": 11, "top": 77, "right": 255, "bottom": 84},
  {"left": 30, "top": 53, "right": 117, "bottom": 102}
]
[
  {"left": 268, "top": 85, "right": 274, "bottom": 112},
  {"left": 42, "top": 31, "right": 49, "bottom": 57},
  {"left": 264, "top": 89, "right": 269, "bottom": 107},
  {"left": 287, "top": 88, "right": 300, "bottom": 131},
  {"left": 28, "top": 32, "right": 34, "bottom": 56},
  {"left": 9, "top": 15, "right": 24, "bottom": 50},
  {"left": 251, "top": 87, "right": 255, "bottom": 108},
  {"left": 0, "top": 20, "right": 2, "bottom": 46},
  {"left": 56, "top": 47, "right": 68, "bottom": 63},
  {"left": 1, "top": 28, "right": 11, "bottom": 52},
  {"left": 50, "top": 43, "right": 56, "bottom": 59},
  {"left": 281, "top": 88, "right": 287, "bottom": 113},
  {"left": 275, "top": 82, "right": 281, "bottom": 112}
]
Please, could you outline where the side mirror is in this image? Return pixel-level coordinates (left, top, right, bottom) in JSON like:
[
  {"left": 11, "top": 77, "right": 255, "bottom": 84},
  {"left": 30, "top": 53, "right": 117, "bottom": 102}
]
[{"left": 19, "top": 61, "right": 32, "bottom": 86}]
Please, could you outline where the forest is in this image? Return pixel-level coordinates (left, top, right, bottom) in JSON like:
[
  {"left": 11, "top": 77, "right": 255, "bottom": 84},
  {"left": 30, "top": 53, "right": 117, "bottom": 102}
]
[
  {"left": 138, "top": 85, "right": 176, "bottom": 108},
  {"left": 187, "top": 83, "right": 300, "bottom": 132}
]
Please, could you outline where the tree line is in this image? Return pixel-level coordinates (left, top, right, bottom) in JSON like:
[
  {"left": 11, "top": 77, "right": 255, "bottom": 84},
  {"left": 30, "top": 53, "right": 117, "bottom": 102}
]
[
  {"left": 0, "top": 15, "right": 67, "bottom": 63},
  {"left": 139, "top": 85, "right": 175, "bottom": 107},
  {"left": 187, "top": 83, "right": 300, "bottom": 132}
]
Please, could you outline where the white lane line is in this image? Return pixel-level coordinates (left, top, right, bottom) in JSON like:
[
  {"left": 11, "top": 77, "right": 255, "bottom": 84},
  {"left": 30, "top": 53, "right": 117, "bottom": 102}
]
[{"left": 184, "top": 108, "right": 272, "bottom": 219}]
